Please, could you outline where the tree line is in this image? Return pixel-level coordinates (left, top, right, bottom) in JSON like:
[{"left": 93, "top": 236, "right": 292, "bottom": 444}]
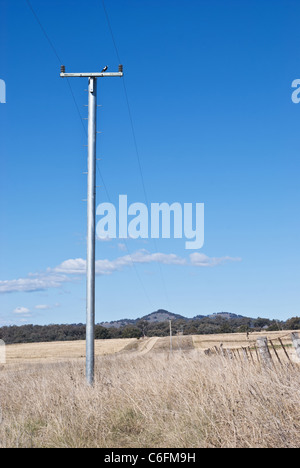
[{"left": 0, "top": 315, "right": 299, "bottom": 345}]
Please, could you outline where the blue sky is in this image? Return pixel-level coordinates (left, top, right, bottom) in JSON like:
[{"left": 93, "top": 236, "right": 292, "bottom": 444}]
[{"left": 1, "top": 0, "right": 300, "bottom": 325}]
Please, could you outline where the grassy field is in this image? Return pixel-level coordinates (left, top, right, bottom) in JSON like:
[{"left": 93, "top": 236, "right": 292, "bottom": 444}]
[
  {"left": 0, "top": 331, "right": 299, "bottom": 448},
  {"left": 4, "top": 338, "right": 136, "bottom": 366},
  {"left": 4, "top": 329, "right": 298, "bottom": 365}
]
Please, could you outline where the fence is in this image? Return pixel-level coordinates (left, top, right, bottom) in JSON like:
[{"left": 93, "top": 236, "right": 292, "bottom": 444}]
[
  {"left": 0, "top": 340, "right": 5, "bottom": 365},
  {"left": 204, "top": 332, "right": 300, "bottom": 368}
]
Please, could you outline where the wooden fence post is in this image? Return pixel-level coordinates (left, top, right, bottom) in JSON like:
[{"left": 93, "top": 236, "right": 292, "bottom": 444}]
[
  {"left": 269, "top": 340, "right": 282, "bottom": 365},
  {"left": 257, "top": 336, "right": 273, "bottom": 368},
  {"left": 278, "top": 337, "right": 291, "bottom": 362},
  {"left": 291, "top": 332, "right": 300, "bottom": 359}
]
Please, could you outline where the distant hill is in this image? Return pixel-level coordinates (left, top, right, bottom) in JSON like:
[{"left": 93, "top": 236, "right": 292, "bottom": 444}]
[
  {"left": 99, "top": 310, "right": 251, "bottom": 328},
  {"left": 142, "top": 310, "right": 186, "bottom": 323},
  {"left": 99, "top": 319, "right": 136, "bottom": 329},
  {"left": 100, "top": 310, "right": 185, "bottom": 329}
]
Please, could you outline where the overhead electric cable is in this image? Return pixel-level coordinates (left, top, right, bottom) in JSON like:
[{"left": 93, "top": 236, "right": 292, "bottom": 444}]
[
  {"left": 100, "top": 0, "right": 172, "bottom": 310},
  {"left": 24, "top": 0, "right": 154, "bottom": 309},
  {"left": 25, "top": 0, "right": 87, "bottom": 134}
]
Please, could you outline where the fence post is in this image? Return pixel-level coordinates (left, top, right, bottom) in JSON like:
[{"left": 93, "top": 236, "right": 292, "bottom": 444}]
[
  {"left": 219, "top": 343, "right": 226, "bottom": 358},
  {"left": 257, "top": 336, "right": 273, "bottom": 368},
  {"left": 246, "top": 346, "right": 254, "bottom": 364},
  {"left": 278, "top": 337, "right": 291, "bottom": 362},
  {"left": 0, "top": 340, "right": 6, "bottom": 364},
  {"left": 291, "top": 332, "right": 300, "bottom": 359},
  {"left": 242, "top": 347, "right": 248, "bottom": 362},
  {"left": 269, "top": 339, "right": 282, "bottom": 365}
]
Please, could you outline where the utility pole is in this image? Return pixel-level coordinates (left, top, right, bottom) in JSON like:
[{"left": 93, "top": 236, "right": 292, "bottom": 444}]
[{"left": 60, "top": 65, "right": 123, "bottom": 385}]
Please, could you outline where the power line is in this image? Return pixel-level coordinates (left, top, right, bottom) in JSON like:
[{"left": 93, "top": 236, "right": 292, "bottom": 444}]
[
  {"left": 95, "top": 164, "right": 154, "bottom": 309},
  {"left": 100, "top": 0, "right": 149, "bottom": 206},
  {"left": 25, "top": 0, "right": 87, "bottom": 134},
  {"left": 100, "top": 0, "right": 122, "bottom": 64},
  {"left": 25, "top": 0, "right": 62, "bottom": 64},
  {"left": 66, "top": 79, "right": 88, "bottom": 135},
  {"left": 24, "top": 0, "right": 154, "bottom": 310},
  {"left": 100, "top": 0, "right": 172, "bottom": 310}
]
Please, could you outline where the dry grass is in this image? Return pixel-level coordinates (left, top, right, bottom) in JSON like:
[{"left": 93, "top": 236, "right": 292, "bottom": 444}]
[
  {"left": 0, "top": 350, "right": 299, "bottom": 448},
  {"left": 5, "top": 338, "right": 136, "bottom": 365}
]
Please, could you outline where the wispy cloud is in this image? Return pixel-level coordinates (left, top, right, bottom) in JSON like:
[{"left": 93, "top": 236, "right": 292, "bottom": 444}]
[
  {"left": 189, "top": 252, "right": 242, "bottom": 267},
  {"left": 0, "top": 273, "right": 71, "bottom": 294},
  {"left": 13, "top": 306, "right": 31, "bottom": 315},
  {"left": 0, "top": 250, "right": 241, "bottom": 294},
  {"left": 12, "top": 307, "right": 33, "bottom": 324},
  {"left": 53, "top": 250, "right": 188, "bottom": 276}
]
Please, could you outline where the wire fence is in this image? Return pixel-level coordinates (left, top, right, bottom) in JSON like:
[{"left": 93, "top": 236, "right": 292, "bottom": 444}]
[{"left": 203, "top": 331, "right": 300, "bottom": 368}]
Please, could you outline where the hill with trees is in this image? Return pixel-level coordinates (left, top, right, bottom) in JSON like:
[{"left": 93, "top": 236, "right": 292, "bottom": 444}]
[{"left": 0, "top": 310, "right": 299, "bottom": 345}]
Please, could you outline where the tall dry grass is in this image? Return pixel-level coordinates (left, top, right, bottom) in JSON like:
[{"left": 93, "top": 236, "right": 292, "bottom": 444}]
[{"left": 0, "top": 351, "right": 299, "bottom": 448}]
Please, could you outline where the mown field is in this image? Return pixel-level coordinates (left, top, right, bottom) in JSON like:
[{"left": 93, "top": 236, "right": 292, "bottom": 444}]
[{"left": 0, "top": 331, "right": 299, "bottom": 448}]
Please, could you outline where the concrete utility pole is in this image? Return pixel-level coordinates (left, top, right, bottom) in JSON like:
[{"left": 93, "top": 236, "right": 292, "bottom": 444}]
[{"left": 60, "top": 65, "right": 123, "bottom": 385}]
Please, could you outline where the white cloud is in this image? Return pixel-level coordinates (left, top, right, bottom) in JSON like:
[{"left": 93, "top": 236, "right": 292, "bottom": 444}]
[
  {"left": 0, "top": 250, "right": 241, "bottom": 294},
  {"left": 0, "top": 273, "right": 71, "bottom": 294},
  {"left": 53, "top": 250, "right": 187, "bottom": 276},
  {"left": 35, "top": 304, "right": 51, "bottom": 310},
  {"left": 13, "top": 307, "right": 33, "bottom": 320},
  {"left": 13, "top": 306, "right": 30, "bottom": 315},
  {"left": 53, "top": 259, "right": 86, "bottom": 275},
  {"left": 189, "top": 252, "right": 242, "bottom": 267}
]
